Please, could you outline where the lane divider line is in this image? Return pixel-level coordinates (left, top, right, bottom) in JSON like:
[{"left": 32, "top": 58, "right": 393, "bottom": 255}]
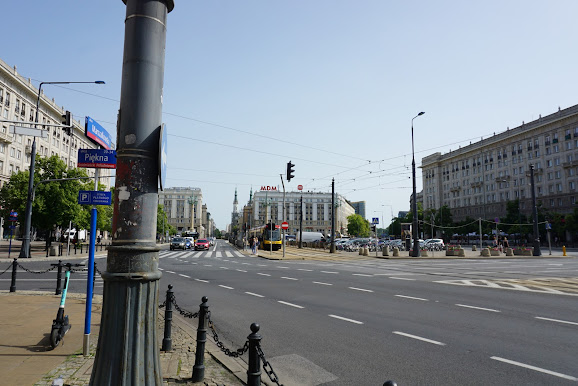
[
  {"left": 178, "top": 274, "right": 190, "bottom": 278},
  {"left": 245, "top": 292, "right": 265, "bottom": 298},
  {"left": 313, "top": 281, "right": 333, "bottom": 286},
  {"left": 219, "top": 285, "right": 234, "bottom": 290},
  {"left": 349, "top": 287, "right": 374, "bottom": 293},
  {"left": 395, "top": 295, "right": 428, "bottom": 301},
  {"left": 281, "top": 277, "right": 298, "bottom": 281},
  {"left": 329, "top": 314, "right": 363, "bottom": 324},
  {"left": 194, "top": 279, "right": 209, "bottom": 283},
  {"left": 490, "top": 356, "right": 578, "bottom": 381},
  {"left": 393, "top": 331, "right": 445, "bottom": 345},
  {"left": 257, "top": 273, "right": 271, "bottom": 276},
  {"left": 535, "top": 316, "right": 578, "bottom": 326},
  {"left": 278, "top": 301, "right": 304, "bottom": 309},
  {"left": 456, "top": 304, "right": 500, "bottom": 313}
]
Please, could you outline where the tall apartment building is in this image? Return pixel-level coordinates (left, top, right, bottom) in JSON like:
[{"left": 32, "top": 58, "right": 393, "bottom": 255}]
[
  {"left": 421, "top": 105, "right": 578, "bottom": 222},
  {"left": 248, "top": 189, "right": 355, "bottom": 236},
  {"left": 0, "top": 58, "right": 112, "bottom": 235},
  {"left": 158, "top": 187, "right": 205, "bottom": 235}
]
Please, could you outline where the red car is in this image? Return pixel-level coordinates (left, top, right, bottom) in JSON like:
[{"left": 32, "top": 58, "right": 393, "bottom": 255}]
[{"left": 195, "top": 239, "right": 210, "bottom": 251}]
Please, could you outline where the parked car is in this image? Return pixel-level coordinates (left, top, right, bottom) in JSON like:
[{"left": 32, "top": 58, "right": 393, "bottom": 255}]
[
  {"left": 170, "top": 237, "right": 187, "bottom": 250},
  {"left": 195, "top": 239, "right": 210, "bottom": 251},
  {"left": 425, "top": 239, "right": 445, "bottom": 250}
]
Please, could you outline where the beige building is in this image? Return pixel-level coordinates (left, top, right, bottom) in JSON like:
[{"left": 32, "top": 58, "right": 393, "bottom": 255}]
[
  {"left": 158, "top": 187, "right": 206, "bottom": 235},
  {"left": 249, "top": 189, "right": 355, "bottom": 236},
  {"left": 421, "top": 105, "right": 578, "bottom": 222},
  {"left": 0, "top": 58, "right": 112, "bottom": 235}
]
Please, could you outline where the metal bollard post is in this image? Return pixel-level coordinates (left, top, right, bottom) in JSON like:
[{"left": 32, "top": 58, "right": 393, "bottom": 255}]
[
  {"left": 191, "top": 296, "right": 209, "bottom": 382},
  {"left": 161, "top": 285, "right": 174, "bottom": 351},
  {"left": 58, "top": 243, "right": 62, "bottom": 256},
  {"left": 247, "top": 323, "right": 262, "bottom": 386},
  {"left": 9, "top": 258, "right": 17, "bottom": 292},
  {"left": 55, "top": 260, "right": 63, "bottom": 295},
  {"left": 74, "top": 243, "right": 77, "bottom": 254},
  {"left": 81, "top": 243, "right": 83, "bottom": 254}
]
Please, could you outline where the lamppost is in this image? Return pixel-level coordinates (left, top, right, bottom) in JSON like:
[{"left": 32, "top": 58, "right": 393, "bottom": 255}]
[
  {"left": 374, "top": 211, "right": 384, "bottom": 237},
  {"left": 411, "top": 111, "right": 425, "bottom": 257},
  {"left": 529, "top": 164, "right": 542, "bottom": 256},
  {"left": 18, "top": 80, "right": 104, "bottom": 258}
]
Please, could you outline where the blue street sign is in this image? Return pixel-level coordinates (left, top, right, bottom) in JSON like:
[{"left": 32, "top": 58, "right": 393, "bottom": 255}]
[
  {"left": 372, "top": 217, "right": 379, "bottom": 224},
  {"left": 78, "top": 191, "right": 112, "bottom": 206},
  {"left": 78, "top": 149, "right": 117, "bottom": 169},
  {"left": 85, "top": 116, "right": 114, "bottom": 150}
]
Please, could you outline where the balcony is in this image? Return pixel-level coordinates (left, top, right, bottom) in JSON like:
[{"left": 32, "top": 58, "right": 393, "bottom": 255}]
[
  {"left": 562, "top": 160, "right": 578, "bottom": 168},
  {"left": 25, "top": 145, "right": 32, "bottom": 155},
  {"left": 0, "top": 131, "right": 13, "bottom": 143}
]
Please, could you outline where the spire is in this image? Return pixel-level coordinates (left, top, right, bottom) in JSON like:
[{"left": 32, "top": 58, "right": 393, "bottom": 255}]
[
  {"left": 249, "top": 186, "right": 253, "bottom": 203},
  {"left": 233, "top": 187, "right": 238, "bottom": 214}
]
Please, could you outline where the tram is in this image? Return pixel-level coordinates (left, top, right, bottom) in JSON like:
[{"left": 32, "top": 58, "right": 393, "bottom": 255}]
[{"left": 249, "top": 223, "right": 282, "bottom": 251}]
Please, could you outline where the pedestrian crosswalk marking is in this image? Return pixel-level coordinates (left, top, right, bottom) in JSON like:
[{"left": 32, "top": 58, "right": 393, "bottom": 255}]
[
  {"left": 159, "top": 250, "right": 245, "bottom": 259},
  {"left": 435, "top": 277, "right": 578, "bottom": 296}
]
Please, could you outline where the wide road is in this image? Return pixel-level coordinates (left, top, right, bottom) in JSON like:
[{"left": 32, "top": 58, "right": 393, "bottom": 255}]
[
  {"left": 157, "top": 240, "right": 578, "bottom": 385},
  {"left": 4, "top": 240, "right": 577, "bottom": 384}
]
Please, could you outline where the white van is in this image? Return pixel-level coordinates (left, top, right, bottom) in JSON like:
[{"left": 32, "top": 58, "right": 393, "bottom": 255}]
[{"left": 297, "top": 232, "right": 325, "bottom": 243}]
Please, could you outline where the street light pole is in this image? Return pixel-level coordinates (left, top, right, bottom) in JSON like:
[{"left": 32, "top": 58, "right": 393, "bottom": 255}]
[
  {"left": 18, "top": 80, "right": 104, "bottom": 258},
  {"left": 529, "top": 164, "right": 542, "bottom": 256},
  {"left": 90, "top": 0, "right": 173, "bottom": 384},
  {"left": 411, "top": 112, "right": 425, "bottom": 257}
]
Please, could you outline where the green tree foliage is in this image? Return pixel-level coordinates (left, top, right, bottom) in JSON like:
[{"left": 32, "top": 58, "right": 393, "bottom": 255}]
[
  {"left": 156, "top": 204, "right": 176, "bottom": 236},
  {"left": 0, "top": 155, "right": 91, "bottom": 237},
  {"left": 347, "top": 214, "right": 370, "bottom": 237},
  {"left": 214, "top": 229, "right": 222, "bottom": 238}
]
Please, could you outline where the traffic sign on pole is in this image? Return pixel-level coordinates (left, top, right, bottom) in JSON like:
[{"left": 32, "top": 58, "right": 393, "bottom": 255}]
[
  {"left": 281, "top": 221, "right": 289, "bottom": 230},
  {"left": 78, "top": 149, "right": 117, "bottom": 168},
  {"left": 372, "top": 217, "right": 379, "bottom": 224},
  {"left": 297, "top": 185, "right": 303, "bottom": 191},
  {"left": 78, "top": 191, "right": 112, "bottom": 205}
]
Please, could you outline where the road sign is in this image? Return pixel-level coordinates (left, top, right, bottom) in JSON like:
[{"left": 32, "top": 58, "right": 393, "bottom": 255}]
[
  {"left": 372, "top": 217, "right": 379, "bottom": 224},
  {"left": 281, "top": 221, "right": 289, "bottom": 230},
  {"left": 78, "top": 191, "right": 112, "bottom": 205},
  {"left": 10, "top": 125, "right": 49, "bottom": 138},
  {"left": 78, "top": 149, "right": 117, "bottom": 168},
  {"left": 85, "top": 116, "right": 114, "bottom": 150},
  {"left": 297, "top": 185, "right": 303, "bottom": 191}
]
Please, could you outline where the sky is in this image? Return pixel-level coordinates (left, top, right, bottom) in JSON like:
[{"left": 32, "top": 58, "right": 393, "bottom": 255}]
[{"left": 2, "top": 1, "right": 577, "bottom": 230}]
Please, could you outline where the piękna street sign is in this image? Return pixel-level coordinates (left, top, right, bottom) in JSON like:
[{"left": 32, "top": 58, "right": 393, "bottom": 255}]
[
  {"left": 78, "top": 191, "right": 112, "bottom": 206},
  {"left": 78, "top": 149, "right": 117, "bottom": 168}
]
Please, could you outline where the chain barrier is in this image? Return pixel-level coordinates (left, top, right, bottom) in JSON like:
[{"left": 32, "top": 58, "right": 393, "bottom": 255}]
[
  {"left": 16, "top": 263, "right": 57, "bottom": 275},
  {"left": 207, "top": 312, "right": 249, "bottom": 358},
  {"left": 0, "top": 262, "right": 12, "bottom": 276},
  {"left": 257, "top": 345, "right": 283, "bottom": 386},
  {"left": 170, "top": 294, "right": 199, "bottom": 319}
]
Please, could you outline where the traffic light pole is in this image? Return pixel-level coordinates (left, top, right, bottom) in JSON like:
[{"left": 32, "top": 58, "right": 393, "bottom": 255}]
[
  {"left": 90, "top": 0, "right": 174, "bottom": 384},
  {"left": 280, "top": 174, "right": 285, "bottom": 259}
]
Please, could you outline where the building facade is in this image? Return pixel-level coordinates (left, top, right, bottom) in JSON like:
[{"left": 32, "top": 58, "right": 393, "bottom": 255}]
[
  {"left": 0, "top": 58, "right": 112, "bottom": 236},
  {"left": 158, "top": 187, "right": 205, "bottom": 235},
  {"left": 421, "top": 105, "right": 578, "bottom": 222},
  {"left": 248, "top": 189, "right": 355, "bottom": 237},
  {"left": 349, "top": 201, "right": 366, "bottom": 219}
]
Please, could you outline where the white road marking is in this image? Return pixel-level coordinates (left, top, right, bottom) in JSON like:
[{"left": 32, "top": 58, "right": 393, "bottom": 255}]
[
  {"left": 313, "top": 281, "right": 333, "bottom": 286},
  {"left": 194, "top": 279, "right": 209, "bottom": 283},
  {"left": 241, "top": 262, "right": 251, "bottom": 265},
  {"left": 220, "top": 267, "right": 229, "bottom": 270},
  {"left": 281, "top": 277, "right": 298, "bottom": 281},
  {"left": 257, "top": 273, "right": 271, "bottom": 276},
  {"left": 535, "top": 316, "right": 578, "bottom": 326},
  {"left": 456, "top": 304, "right": 500, "bottom": 313},
  {"left": 389, "top": 277, "right": 416, "bottom": 281},
  {"left": 297, "top": 268, "right": 313, "bottom": 272},
  {"left": 278, "top": 301, "right": 304, "bottom": 309},
  {"left": 321, "top": 271, "right": 339, "bottom": 274},
  {"left": 219, "top": 285, "right": 234, "bottom": 290},
  {"left": 277, "top": 266, "right": 290, "bottom": 269},
  {"left": 204, "top": 264, "right": 212, "bottom": 267},
  {"left": 245, "top": 292, "right": 265, "bottom": 298},
  {"left": 329, "top": 314, "right": 363, "bottom": 324},
  {"left": 395, "top": 295, "right": 428, "bottom": 301},
  {"left": 490, "top": 356, "right": 578, "bottom": 381},
  {"left": 236, "top": 269, "right": 247, "bottom": 273},
  {"left": 257, "top": 264, "right": 267, "bottom": 267},
  {"left": 393, "top": 331, "right": 445, "bottom": 346},
  {"left": 166, "top": 271, "right": 175, "bottom": 274},
  {"left": 178, "top": 274, "right": 190, "bottom": 278},
  {"left": 158, "top": 268, "right": 164, "bottom": 271},
  {"left": 349, "top": 287, "right": 374, "bottom": 293},
  {"left": 352, "top": 273, "right": 373, "bottom": 277}
]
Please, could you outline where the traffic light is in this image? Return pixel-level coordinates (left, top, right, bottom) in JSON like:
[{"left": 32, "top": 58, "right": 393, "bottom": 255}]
[
  {"left": 61, "top": 111, "right": 72, "bottom": 135},
  {"left": 286, "top": 161, "right": 295, "bottom": 182},
  {"left": 371, "top": 225, "right": 377, "bottom": 232}
]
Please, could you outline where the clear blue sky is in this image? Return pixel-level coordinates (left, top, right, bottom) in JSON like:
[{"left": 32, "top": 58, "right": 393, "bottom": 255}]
[{"left": 3, "top": 1, "right": 577, "bottom": 230}]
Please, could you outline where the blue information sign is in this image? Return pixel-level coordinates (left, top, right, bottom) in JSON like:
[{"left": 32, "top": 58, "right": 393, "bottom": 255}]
[
  {"left": 78, "top": 191, "right": 112, "bottom": 206},
  {"left": 372, "top": 217, "right": 379, "bottom": 224},
  {"left": 85, "top": 116, "right": 114, "bottom": 150},
  {"left": 78, "top": 149, "right": 117, "bottom": 169}
]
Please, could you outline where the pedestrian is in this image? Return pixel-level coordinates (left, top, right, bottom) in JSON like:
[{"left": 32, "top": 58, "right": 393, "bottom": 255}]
[
  {"left": 503, "top": 237, "right": 509, "bottom": 249},
  {"left": 97, "top": 235, "right": 101, "bottom": 244}
]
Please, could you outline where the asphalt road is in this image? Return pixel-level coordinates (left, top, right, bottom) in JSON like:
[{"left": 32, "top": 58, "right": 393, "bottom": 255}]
[{"left": 4, "top": 240, "right": 578, "bottom": 385}]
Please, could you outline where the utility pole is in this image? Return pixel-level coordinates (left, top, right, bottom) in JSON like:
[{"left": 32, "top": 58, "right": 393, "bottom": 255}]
[
  {"left": 280, "top": 174, "right": 285, "bottom": 259},
  {"left": 90, "top": 0, "right": 174, "bottom": 384},
  {"left": 330, "top": 178, "right": 335, "bottom": 253},
  {"left": 298, "top": 194, "right": 303, "bottom": 249}
]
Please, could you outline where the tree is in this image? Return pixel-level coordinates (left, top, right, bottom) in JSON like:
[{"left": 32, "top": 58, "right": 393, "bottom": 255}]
[
  {"left": 156, "top": 204, "right": 176, "bottom": 237},
  {"left": 347, "top": 214, "right": 370, "bottom": 237},
  {"left": 0, "top": 155, "right": 90, "bottom": 239}
]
